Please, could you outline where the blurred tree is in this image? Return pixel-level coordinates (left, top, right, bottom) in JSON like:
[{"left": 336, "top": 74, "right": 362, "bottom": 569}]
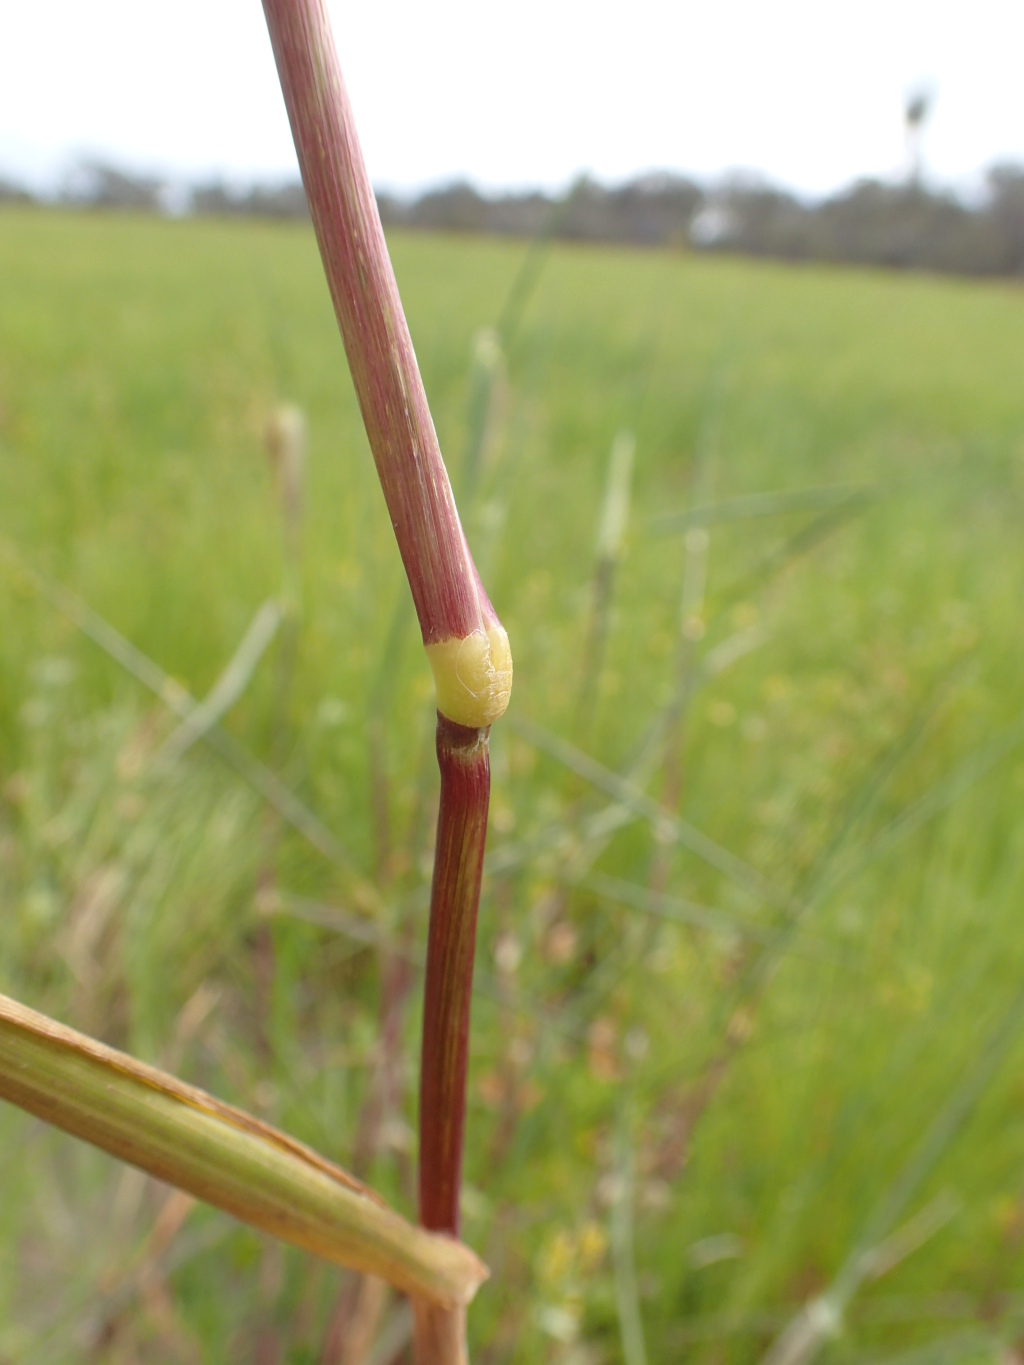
[{"left": 904, "top": 87, "right": 933, "bottom": 187}]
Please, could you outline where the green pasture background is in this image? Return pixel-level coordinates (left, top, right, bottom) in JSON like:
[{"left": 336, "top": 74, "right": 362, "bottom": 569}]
[{"left": 1, "top": 208, "right": 1023, "bottom": 1363}]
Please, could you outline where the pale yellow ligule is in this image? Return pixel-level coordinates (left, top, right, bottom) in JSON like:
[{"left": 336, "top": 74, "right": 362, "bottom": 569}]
[{"left": 425, "top": 623, "right": 513, "bottom": 728}]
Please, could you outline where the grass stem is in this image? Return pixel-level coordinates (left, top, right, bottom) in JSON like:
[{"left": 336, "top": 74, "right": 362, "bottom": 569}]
[
  {"left": 418, "top": 717, "right": 491, "bottom": 1236},
  {"left": 261, "top": 7, "right": 511, "bottom": 1356}
]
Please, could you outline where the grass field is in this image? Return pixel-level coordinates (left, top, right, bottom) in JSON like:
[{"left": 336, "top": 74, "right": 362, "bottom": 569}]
[{"left": 1, "top": 207, "right": 1024, "bottom": 1364}]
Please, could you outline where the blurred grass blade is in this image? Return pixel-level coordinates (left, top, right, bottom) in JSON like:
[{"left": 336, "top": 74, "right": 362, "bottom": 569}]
[
  {"left": 739, "top": 666, "right": 968, "bottom": 996},
  {"left": 577, "top": 430, "right": 636, "bottom": 733},
  {"left": 265, "top": 402, "right": 308, "bottom": 571},
  {"left": 761, "top": 981, "right": 1024, "bottom": 1365},
  {"left": 584, "top": 871, "right": 765, "bottom": 935},
  {"left": 273, "top": 891, "right": 409, "bottom": 956},
  {"left": 2, "top": 543, "right": 371, "bottom": 893},
  {"left": 366, "top": 1302, "right": 414, "bottom": 1365},
  {"left": 840, "top": 985, "right": 1024, "bottom": 1293},
  {"left": 799, "top": 664, "right": 968, "bottom": 897},
  {"left": 862, "top": 1191, "right": 960, "bottom": 1281},
  {"left": 547, "top": 621, "right": 766, "bottom": 879},
  {"left": 701, "top": 624, "right": 769, "bottom": 678},
  {"left": 717, "top": 494, "right": 872, "bottom": 614},
  {"left": 648, "top": 667, "right": 973, "bottom": 1095},
  {"left": 611, "top": 1129, "right": 649, "bottom": 1365},
  {"left": 855, "top": 1328, "right": 1015, "bottom": 1365},
  {"left": 595, "top": 430, "right": 636, "bottom": 564},
  {"left": 653, "top": 388, "right": 718, "bottom": 844},
  {"left": 495, "top": 173, "right": 587, "bottom": 349},
  {"left": 0, "top": 991, "right": 486, "bottom": 1309},
  {"left": 158, "top": 597, "right": 283, "bottom": 765},
  {"left": 826, "top": 708, "right": 1024, "bottom": 892},
  {"left": 651, "top": 483, "right": 877, "bottom": 535},
  {"left": 623, "top": 621, "right": 768, "bottom": 794},
  {"left": 582, "top": 873, "right": 834, "bottom": 958},
  {"left": 460, "top": 327, "right": 504, "bottom": 503},
  {"left": 509, "top": 714, "right": 787, "bottom": 908}
]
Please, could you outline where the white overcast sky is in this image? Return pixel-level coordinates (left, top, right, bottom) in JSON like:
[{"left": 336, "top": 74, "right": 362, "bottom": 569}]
[{"left": 1, "top": 1, "right": 1021, "bottom": 199}]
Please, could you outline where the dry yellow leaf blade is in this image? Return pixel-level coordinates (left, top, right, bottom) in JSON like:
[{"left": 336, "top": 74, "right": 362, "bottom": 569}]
[{"left": 0, "top": 992, "right": 487, "bottom": 1309}]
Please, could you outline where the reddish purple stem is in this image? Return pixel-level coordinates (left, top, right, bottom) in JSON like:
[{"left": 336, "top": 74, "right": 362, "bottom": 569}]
[
  {"left": 418, "top": 716, "right": 490, "bottom": 1235},
  {"left": 261, "top": 9, "right": 501, "bottom": 1334},
  {"left": 262, "top": 0, "right": 486, "bottom": 645}
]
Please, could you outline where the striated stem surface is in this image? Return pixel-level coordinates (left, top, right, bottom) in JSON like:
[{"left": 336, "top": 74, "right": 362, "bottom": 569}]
[
  {"left": 413, "top": 715, "right": 490, "bottom": 1362},
  {"left": 419, "top": 716, "right": 491, "bottom": 1236},
  {"left": 263, "top": 0, "right": 511, "bottom": 730},
  {"left": 262, "top": 0, "right": 490, "bottom": 649},
  {"left": 412, "top": 1299, "right": 469, "bottom": 1365}
]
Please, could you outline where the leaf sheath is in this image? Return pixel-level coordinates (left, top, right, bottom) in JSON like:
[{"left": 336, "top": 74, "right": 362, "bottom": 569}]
[
  {"left": 261, "top": 0, "right": 493, "bottom": 647},
  {"left": 0, "top": 992, "right": 486, "bottom": 1309}
]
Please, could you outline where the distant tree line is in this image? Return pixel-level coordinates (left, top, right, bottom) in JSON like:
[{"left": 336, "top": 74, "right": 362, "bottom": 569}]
[
  {"left": 382, "top": 169, "right": 1024, "bottom": 277},
  {"left": 4, "top": 159, "right": 1024, "bottom": 279}
]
